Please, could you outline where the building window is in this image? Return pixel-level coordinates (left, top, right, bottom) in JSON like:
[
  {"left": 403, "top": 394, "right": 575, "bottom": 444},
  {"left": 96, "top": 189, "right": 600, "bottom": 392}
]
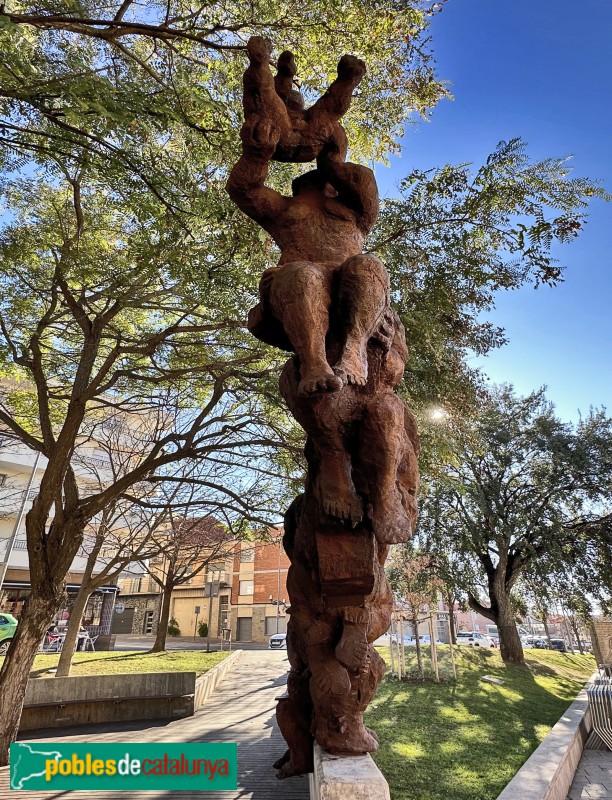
[
  {"left": 240, "top": 546, "right": 254, "bottom": 563},
  {"left": 239, "top": 580, "right": 254, "bottom": 596}
]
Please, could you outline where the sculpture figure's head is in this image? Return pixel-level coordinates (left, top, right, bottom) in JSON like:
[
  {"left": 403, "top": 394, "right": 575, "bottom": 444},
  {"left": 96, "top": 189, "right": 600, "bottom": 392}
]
[{"left": 291, "top": 170, "right": 337, "bottom": 199}]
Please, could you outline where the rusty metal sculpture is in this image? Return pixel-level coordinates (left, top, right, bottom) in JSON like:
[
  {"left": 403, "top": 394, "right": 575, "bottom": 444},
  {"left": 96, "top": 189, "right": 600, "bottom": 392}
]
[{"left": 227, "top": 37, "right": 420, "bottom": 778}]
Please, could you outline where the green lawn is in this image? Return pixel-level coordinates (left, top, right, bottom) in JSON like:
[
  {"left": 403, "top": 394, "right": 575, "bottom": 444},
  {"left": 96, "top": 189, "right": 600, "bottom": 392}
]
[
  {"left": 17, "top": 649, "right": 231, "bottom": 678},
  {"left": 367, "top": 646, "right": 595, "bottom": 800}
]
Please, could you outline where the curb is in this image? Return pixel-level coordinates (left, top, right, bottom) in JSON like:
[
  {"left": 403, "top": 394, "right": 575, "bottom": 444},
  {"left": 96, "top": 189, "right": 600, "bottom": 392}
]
[
  {"left": 194, "top": 649, "right": 243, "bottom": 710},
  {"left": 496, "top": 671, "right": 597, "bottom": 800}
]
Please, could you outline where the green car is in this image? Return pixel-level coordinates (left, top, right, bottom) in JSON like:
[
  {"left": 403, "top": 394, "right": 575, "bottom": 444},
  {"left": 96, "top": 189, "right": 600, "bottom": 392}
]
[{"left": 0, "top": 613, "right": 18, "bottom": 656}]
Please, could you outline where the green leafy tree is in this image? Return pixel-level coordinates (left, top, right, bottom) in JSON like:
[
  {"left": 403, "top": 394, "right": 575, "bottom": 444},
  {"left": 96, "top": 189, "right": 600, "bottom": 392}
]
[
  {"left": 371, "top": 138, "right": 609, "bottom": 417},
  {"left": 420, "top": 386, "right": 612, "bottom": 663},
  {"left": 387, "top": 543, "right": 441, "bottom": 679},
  {"left": 0, "top": 165, "right": 286, "bottom": 762},
  {"left": 0, "top": 0, "right": 446, "bottom": 200}
]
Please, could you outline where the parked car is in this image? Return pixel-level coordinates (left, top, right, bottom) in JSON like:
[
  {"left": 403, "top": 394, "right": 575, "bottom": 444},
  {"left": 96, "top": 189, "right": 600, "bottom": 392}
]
[
  {"left": 521, "top": 635, "right": 549, "bottom": 649},
  {"left": 268, "top": 633, "right": 287, "bottom": 650},
  {"left": 0, "top": 613, "right": 18, "bottom": 656},
  {"left": 390, "top": 633, "right": 417, "bottom": 646},
  {"left": 390, "top": 634, "right": 443, "bottom": 646},
  {"left": 420, "top": 635, "right": 443, "bottom": 645},
  {"left": 456, "top": 631, "right": 496, "bottom": 647},
  {"left": 549, "top": 638, "right": 568, "bottom": 653}
]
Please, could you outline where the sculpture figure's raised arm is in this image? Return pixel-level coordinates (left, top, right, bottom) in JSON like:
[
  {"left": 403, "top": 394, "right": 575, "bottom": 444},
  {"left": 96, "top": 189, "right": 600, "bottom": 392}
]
[{"left": 226, "top": 153, "right": 289, "bottom": 226}]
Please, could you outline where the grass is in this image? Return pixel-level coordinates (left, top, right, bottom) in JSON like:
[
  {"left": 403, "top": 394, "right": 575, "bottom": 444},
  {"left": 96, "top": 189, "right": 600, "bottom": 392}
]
[
  {"left": 366, "top": 646, "right": 595, "bottom": 800},
  {"left": 12, "top": 649, "right": 231, "bottom": 679}
]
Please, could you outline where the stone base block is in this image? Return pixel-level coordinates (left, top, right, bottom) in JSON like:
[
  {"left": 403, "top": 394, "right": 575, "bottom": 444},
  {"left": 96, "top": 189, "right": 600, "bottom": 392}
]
[{"left": 309, "top": 743, "right": 390, "bottom": 800}]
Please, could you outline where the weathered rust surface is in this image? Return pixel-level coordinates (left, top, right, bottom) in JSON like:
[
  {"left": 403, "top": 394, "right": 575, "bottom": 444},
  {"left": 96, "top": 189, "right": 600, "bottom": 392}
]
[{"left": 227, "top": 38, "right": 420, "bottom": 778}]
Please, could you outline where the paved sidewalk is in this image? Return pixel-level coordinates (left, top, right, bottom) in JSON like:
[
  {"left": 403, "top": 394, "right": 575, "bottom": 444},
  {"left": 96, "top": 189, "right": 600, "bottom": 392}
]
[
  {"left": 568, "top": 749, "right": 612, "bottom": 800},
  {"left": 0, "top": 651, "right": 309, "bottom": 800}
]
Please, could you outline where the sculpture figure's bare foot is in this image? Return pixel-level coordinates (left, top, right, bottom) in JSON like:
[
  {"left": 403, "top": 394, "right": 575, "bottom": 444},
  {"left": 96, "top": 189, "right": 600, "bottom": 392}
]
[
  {"left": 333, "top": 346, "right": 368, "bottom": 387},
  {"left": 298, "top": 365, "right": 343, "bottom": 396},
  {"left": 366, "top": 726, "right": 379, "bottom": 743},
  {"left": 337, "top": 54, "right": 367, "bottom": 82},
  {"left": 272, "top": 750, "right": 290, "bottom": 770},
  {"left": 371, "top": 494, "right": 414, "bottom": 544},
  {"left": 277, "top": 760, "right": 309, "bottom": 779},
  {"left": 247, "top": 35, "right": 273, "bottom": 64},
  {"left": 323, "top": 721, "right": 378, "bottom": 755},
  {"left": 335, "top": 624, "right": 369, "bottom": 672},
  {"left": 317, "top": 474, "right": 362, "bottom": 526}
]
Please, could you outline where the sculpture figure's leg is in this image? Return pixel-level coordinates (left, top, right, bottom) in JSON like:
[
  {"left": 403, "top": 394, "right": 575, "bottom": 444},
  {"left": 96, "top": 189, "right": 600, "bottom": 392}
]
[
  {"left": 333, "top": 254, "right": 389, "bottom": 386},
  {"left": 275, "top": 661, "right": 315, "bottom": 778},
  {"left": 360, "top": 393, "right": 417, "bottom": 544},
  {"left": 242, "top": 36, "right": 291, "bottom": 145},
  {"left": 280, "top": 360, "right": 363, "bottom": 525},
  {"left": 335, "top": 606, "right": 370, "bottom": 672},
  {"left": 269, "top": 261, "right": 343, "bottom": 396},
  {"left": 307, "top": 54, "right": 367, "bottom": 122}
]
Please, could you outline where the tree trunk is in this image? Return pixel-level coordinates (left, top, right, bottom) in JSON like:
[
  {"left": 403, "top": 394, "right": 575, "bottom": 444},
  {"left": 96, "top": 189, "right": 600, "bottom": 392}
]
[
  {"left": 0, "top": 593, "right": 61, "bottom": 765},
  {"left": 495, "top": 588, "right": 524, "bottom": 663},
  {"left": 570, "top": 616, "right": 584, "bottom": 654},
  {"left": 150, "top": 583, "right": 173, "bottom": 652},
  {"left": 413, "top": 613, "right": 424, "bottom": 679},
  {"left": 55, "top": 536, "right": 102, "bottom": 677},
  {"left": 469, "top": 582, "right": 524, "bottom": 663},
  {"left": 55, "top": 584, "right": 92, "bottom": 677},
  {"left": 542, "top": 614, "right": 553, "bottom": 649},
  {"left": 446, "top": 593, "right": 457, "bottom": 644}
]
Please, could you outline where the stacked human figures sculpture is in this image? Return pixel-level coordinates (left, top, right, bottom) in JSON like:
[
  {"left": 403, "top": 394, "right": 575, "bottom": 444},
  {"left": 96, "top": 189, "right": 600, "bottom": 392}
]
[{"left": 227, "top": 37, "right": 420, "bottom": 778}]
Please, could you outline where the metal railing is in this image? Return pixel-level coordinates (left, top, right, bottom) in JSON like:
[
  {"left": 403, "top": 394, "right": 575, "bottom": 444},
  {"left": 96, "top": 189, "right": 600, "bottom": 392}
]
[{"left": 587, "top": 674, "right": 612, "bottom": 749}]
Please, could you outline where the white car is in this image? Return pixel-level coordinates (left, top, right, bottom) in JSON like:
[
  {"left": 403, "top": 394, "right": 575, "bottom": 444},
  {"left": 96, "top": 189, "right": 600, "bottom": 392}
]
[
  {"left": 268, "top": 633, "right": 287, "bottom": 650},
  {"left": 456, "top": 631, "right": 496, "bottom": 647}
]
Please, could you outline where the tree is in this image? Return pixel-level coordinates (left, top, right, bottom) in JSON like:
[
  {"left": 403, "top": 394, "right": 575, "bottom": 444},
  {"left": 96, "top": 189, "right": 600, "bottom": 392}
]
[
  {"left": 420, "top": 385, "right": 612, "bottom": 663},
  {"left": 54, "top": 501, "right": 164, "bottom": 677},
  {"left": 0, "top": 0, "right": 446, "bottom": 201},
  {"left": 371, "top": 138, "right": 609, "bottom": 418},
  {"left": 387, "top": 544, "right": 441, "bottom": 679},
  {"left": 143, "top": 512, "right": 235, "bottom": 653},
  {"left": 0, "top": 166, "right": 289, "bottom": 762}
]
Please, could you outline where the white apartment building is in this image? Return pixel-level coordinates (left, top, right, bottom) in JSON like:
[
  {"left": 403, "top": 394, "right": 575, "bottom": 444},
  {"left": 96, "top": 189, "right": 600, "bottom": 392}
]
[{"left": 0, "top": 434, "right": 119, "bottom": 638}]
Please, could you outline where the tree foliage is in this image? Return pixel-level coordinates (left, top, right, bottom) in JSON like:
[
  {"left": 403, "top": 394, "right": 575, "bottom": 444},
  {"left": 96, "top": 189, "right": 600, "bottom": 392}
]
[
  {"left": 0, "top": 0, "right": 446, "bottom": 200},
  {"left": 417, "top": 385, "right": 612, "bottom": 662},
  {"left": 372, "top": 138, "right": 609, "bottom": 418}
]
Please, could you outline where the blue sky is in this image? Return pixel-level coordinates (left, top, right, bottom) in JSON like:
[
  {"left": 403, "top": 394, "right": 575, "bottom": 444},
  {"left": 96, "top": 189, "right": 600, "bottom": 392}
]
[{"left": 376, "top": 0, "right": 612, "bottom": 422}]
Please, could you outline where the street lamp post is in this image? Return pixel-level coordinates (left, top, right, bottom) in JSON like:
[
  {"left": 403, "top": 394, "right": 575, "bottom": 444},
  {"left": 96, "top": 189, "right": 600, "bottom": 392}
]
[{"left": 269, "top": 594, "right": 287, "bottom": 634}]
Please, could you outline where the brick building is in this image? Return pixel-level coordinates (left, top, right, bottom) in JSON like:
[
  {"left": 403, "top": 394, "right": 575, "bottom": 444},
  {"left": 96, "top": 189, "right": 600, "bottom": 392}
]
[
  {"left": 116, "top": 533, "right": 290, "bottom": 644},
  {"left": 230, "top": 535, "right": 290, "bottom": 643}
]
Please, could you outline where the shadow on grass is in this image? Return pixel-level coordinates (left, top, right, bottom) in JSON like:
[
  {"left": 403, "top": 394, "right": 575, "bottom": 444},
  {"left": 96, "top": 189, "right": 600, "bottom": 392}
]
[{"left": 367, "top": 647, "right": 594, "bottom": 800}]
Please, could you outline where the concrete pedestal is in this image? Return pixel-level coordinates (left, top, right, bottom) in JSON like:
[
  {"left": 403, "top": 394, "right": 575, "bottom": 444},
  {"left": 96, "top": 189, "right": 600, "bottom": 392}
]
[{"left": 309, "top": 743, "right": 391, "bottom": 800}]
